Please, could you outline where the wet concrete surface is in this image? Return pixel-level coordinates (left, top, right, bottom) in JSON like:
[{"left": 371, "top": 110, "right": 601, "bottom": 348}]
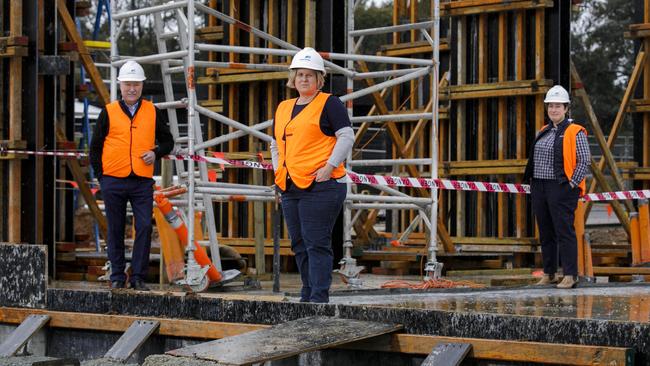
[
  {"left": 49, "top": 276, "right": 650, "bottom": 322},
  {"left": 329, "top": 284, "right": 650, "bottom": 322}
]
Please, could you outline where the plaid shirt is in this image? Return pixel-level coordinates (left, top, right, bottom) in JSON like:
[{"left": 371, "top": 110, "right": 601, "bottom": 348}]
[{"left": 533, "top": 123, "right": 590, "bottom": 186}]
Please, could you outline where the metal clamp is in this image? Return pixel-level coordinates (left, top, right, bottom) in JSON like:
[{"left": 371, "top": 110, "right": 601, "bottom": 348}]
[
  {"left": 335, "top": 240, "right": 365, "bottom": 287},
  {"left": 424, "top": 260, "right": 443, "bottom": 281}
]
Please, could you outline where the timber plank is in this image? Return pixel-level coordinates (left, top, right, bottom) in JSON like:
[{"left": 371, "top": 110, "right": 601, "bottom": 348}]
[
  {"left": 459, "top": 245, "right": 537, "bottom": 253},
  {"left": 377, "top": 40, "right": 450, "bottom": 57},
  {"left": 440, "top": 0, "right": 553, "bottom": 16},
  {"left": 0, "top": 308, "right": 268, "bottom": 340},
  {"left": 441, "top": 80, "right": 552, "bottom": 100},
  {"left": 421, "top": 343, "right": 471, "bottom": 366},
  {"left": 56, "top": 0, "right": 109, "bottom": 104},
  {"left": 451, "top": 237, "right": 537, "bottom": 245},
  {"left": 56, "top": 125, "right": 107, "bottom": 239},
  {"left": 344, "top": 334, "right": 633, "bottom": 365},
  {"left": 198, "top": 71, "right": 288, "bottom": 84},
  {"left": 593, "top": 267, "right": 650, "bottom": 275},
  {"left": 167, "top": 316, "right": 402, "bottom": 365}
]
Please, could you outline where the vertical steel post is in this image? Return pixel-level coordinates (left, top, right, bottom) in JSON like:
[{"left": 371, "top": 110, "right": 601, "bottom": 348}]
[
  {"left": 343, "top": 0, "right": 354, "bottom": 266},
  {"left": 186, "top": 0, "right": 198, "bottom": 269},
  {"left": 424, "top": 0, "right": 442, "bottom": 280},
  {"left": 110, "top": 0, "right": 117, "bottom": 101}
]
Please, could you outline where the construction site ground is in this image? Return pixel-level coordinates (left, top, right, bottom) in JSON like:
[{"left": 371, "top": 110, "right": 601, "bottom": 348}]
[{"left": 47, "top": 273, "right": 650, "bottom": 320}]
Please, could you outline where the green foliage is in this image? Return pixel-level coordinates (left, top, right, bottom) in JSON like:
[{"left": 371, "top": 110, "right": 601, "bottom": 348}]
[
  {"left": 353, "top": 0, "right": 394, "bottom": 70},
  {"left": 79, "top": 1, "right": 191, "bottom": 84},
  {"left": 571, "top": 0, "right": 636, "bottom": 133}
]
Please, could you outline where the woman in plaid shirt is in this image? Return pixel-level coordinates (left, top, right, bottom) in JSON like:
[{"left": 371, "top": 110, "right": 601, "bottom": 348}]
[{"left": 523, "top": 85, "right": 591, "bottom": 289}]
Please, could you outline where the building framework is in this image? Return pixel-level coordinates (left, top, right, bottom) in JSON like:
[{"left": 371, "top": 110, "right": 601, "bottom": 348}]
[{"left": 1, "top": 0, "right": 649, "bottom": 281}]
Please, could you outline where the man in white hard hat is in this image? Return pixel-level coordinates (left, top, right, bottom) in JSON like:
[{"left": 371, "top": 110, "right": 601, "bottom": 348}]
[
  {"left": 270, "top": 47, "right": 354, "bottom": 303},
  {"left": 523, "top": 85, "right": 590, "bottom": 289},
  {"left": 90, "top": 60, "right": 173, "bottom": 291}
]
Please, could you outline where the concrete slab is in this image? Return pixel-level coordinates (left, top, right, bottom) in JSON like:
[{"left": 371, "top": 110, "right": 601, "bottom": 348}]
[
  {"left": 41, "top": 283, "right": 650, "bottom": 363},
  {"left": 329, "top": 284, "right": 650, "bottom": 322},
  {"left": 0, "top": 244, "right": 47, "bottom": 308}
]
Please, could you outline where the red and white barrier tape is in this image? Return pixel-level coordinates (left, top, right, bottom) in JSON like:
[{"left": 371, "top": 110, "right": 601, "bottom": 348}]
[
  {"left": 583, "top": 190, "right": 650, "bottom": 202},
  {"left": 165, "top": 153, "right": 273, "bottom": 170},
  {"left": 2, "top": 149, "right": 88, "bottom": 158},
  {"left": 345, "top": 171, "right": 529, "bottom": 194},
  {"left": 4, "top": 149, "right": 650, "bottom": 202}
]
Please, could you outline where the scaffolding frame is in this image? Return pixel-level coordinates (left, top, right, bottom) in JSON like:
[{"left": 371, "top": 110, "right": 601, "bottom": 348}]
[{"left": 109, "top": 0, "right": 443, "bottom": 286}]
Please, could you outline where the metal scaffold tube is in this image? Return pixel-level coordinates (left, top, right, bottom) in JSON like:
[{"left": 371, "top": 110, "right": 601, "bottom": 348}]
[
  {"left": 195, "top": 43, "right": 435, "bottom": 67},
  {"left": 193, "top": 3, "right": 352, "bottom": 77},
  {"left": 109, "top": 0, "right": 117, "bottom": 100},
  {"left": 184, "top": 0, "right": 200, "bottom": 283},
  {"left": 112, "top": 1, "right": 188, "bottom": 21},
  {"left": 349, "top": 20, "right": 437, "bottom": 37},
  {"left": 194, "top": 105, "right": 272, "bottom": 142},
  {"left": 195, "top": 120, "right": 273, "bottom": 150},
  {"left": 424, "top": 0, "right": 443, "bottom": 280},
  {"left": 350, "top": 113, "right": 432, "bottom": 123},
  {"left": 347, "top": 194, "right": 431, "bottom": 205},
  {"left": 348, "top": 158, "right": 432, "bottom": 167},
  {"left": 336, "top": 0, "right": 365, "bottom": 288},
  {"left": 111, "top": 51, "right": 189, "bottom": 66}
]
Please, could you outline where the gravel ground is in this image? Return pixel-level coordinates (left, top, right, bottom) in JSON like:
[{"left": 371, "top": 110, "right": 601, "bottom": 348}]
[
  {"left": 81, "top": 358, "right": 137, "bottom": 366},
  {"left": 0, "top": 356, "right": 78, "bottom": 366}
]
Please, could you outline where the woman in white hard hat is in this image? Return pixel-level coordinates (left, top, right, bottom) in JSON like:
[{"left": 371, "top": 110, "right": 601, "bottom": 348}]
[
  {"left": 270, "top": 47, "right": 353, "bottom": 303},
  {"left": 523, "top": 85, "right": 591, "bottom": 289}
]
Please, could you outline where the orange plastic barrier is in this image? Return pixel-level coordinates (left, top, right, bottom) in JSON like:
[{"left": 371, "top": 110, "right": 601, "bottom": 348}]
[
  {"left": 154, "top": 193, "right": 222, "bottom": 283},
  {"left": 153, "top": 206, "right": 185, "bottom": 281}
]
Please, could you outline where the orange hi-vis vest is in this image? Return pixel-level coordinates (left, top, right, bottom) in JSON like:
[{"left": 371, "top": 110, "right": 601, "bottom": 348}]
[
  {"left": 102, "top": 100, "right": 156, "bottom": 178},
  {"left": 274, "top": 92, "right": 346, "bottom": 191},
  {"left": 540, "top": 122, "right": 588, "bottom": 195}
]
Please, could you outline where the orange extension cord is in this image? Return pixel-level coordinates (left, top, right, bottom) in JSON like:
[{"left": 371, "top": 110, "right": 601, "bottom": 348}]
[{"left": 381, "top": 278, "right": 486, "bottom": 289}]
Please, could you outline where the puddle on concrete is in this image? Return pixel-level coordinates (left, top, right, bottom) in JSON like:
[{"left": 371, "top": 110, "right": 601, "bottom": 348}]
[{"left": 330, "top": 286, "right": 650, "bottom": 322}]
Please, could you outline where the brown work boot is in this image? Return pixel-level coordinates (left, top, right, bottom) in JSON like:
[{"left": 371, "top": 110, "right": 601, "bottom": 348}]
[
  {"left": 556, "top": 275, "right": 578, "bottom": 289},
  {"left": 535, "top": 274, "right": 558, "bottom": 285}
]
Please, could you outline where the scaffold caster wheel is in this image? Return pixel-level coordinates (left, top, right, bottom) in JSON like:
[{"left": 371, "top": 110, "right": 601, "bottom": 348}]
[{"left": 188, "top": 274, "right": 210, "bottom": 293}]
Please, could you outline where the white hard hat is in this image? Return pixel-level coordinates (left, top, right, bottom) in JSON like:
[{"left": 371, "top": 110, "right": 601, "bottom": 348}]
[
  {"left": 289, "top": 47, "right": 326, "bottom": 75},
  {"left": 544, "top": 85, "right": 570, "bottom": 103},
  {"left": 117, "top": 60, "right": 146, "bottom": 82}
]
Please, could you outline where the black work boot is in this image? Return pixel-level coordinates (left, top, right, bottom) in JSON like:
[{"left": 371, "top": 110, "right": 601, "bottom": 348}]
[
  {"left": 131, "top": 280, "right": 150, "bottom": 291},
  {"left": 111, "top": 280, "right": 126, "bottom": 289}
]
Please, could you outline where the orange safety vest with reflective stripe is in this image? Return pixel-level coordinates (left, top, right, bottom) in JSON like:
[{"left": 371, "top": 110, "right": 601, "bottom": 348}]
[
  {"left": 102, "top": 100, "right": 156, "bottom": 178},
  {"left": 273, "top": 92, "right": 346, "bottom": 191},
  {"left": 539, "top": 122, "right": 588, "bottom": 196}
]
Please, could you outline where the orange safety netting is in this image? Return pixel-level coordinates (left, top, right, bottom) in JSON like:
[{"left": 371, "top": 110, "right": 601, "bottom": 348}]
[{"left": 381, "top": 278, "right": 486, "bottom": 289}]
